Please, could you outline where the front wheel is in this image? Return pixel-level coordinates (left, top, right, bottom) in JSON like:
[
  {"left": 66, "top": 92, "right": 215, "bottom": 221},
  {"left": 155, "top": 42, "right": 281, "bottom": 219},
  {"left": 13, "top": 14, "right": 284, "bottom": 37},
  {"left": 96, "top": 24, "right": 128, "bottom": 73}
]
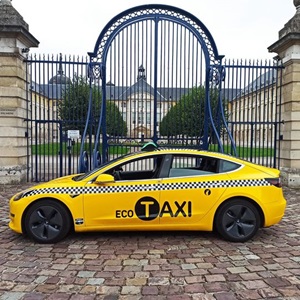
[
  {"left": 215, "top": 199, "right": 261, "bottom": 242},
  {"left": 24, "top": 199, "right": 71, "bottom": 243}
]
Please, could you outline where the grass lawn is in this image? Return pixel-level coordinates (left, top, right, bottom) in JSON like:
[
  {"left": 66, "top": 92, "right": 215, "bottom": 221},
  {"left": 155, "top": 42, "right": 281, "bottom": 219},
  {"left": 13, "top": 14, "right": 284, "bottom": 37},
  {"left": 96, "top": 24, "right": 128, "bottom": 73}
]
[{"left": 32, "top": 142, "right": 273, "bottom": 158}]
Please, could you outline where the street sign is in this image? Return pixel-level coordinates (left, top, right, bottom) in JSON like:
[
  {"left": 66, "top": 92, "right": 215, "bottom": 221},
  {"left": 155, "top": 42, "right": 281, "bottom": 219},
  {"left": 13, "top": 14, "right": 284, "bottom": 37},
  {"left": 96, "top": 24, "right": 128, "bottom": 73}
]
[{"left": 67, "top": 130, "right": 80, "bottom": 139}]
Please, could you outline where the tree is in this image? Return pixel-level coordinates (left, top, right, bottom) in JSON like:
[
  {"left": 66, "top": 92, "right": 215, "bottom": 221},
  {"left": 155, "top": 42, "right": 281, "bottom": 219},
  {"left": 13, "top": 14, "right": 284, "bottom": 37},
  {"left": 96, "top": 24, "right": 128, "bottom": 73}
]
[
  {"left": 58, "top": 75, "right": 127, "bottom": 136},
  {"left": 159, "top": 85, "right": 221, "bottom": 139}
]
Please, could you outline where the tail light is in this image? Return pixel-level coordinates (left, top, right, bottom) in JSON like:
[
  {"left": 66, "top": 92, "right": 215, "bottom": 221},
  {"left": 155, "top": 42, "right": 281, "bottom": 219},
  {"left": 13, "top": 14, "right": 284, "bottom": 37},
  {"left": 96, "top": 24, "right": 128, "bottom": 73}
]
[{"left": 265, "top": 177, "right": 282, "bottom": 188}]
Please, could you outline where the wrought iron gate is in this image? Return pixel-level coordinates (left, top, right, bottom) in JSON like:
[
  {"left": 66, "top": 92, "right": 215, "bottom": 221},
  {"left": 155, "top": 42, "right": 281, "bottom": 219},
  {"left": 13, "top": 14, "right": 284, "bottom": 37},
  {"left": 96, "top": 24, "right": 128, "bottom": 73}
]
[
  {"left": 78, "top": 4, "right": 236, "bottom": 172},
  {"left": 25, "top": 5, "right": 283, "bottom": 182},
  {"left": 25, "top": 54, "right": 90, "bottom": 181}
]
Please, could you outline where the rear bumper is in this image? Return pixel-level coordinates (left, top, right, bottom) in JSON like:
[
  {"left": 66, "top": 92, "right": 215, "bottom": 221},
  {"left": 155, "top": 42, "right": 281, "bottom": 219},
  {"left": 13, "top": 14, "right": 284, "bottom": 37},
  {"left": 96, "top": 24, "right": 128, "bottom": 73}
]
[{"left": 263, "top": 196, "right": 286, "bottom": 227}]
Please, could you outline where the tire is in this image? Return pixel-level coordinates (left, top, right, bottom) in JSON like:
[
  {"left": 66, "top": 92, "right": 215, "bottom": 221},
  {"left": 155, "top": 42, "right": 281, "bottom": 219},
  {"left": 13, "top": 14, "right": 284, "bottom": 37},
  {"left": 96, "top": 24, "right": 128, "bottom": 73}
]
[
  {"left": 24, "top": 199, "right": 71, "bottom": 243},
  {"left": 215, "top": 199, "right": 261, "bottom": 242}
]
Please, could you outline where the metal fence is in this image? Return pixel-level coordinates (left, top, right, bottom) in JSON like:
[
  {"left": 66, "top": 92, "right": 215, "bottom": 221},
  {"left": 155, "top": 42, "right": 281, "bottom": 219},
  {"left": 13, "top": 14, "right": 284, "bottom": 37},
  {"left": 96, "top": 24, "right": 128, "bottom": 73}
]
[
  {"left": 24, "top": 5, "right": 284, "bottom": 182},
  {"left": 221, "top": 59, "right": 283, "bottom": 168},
  {"left": 24, "top": 54, "right": 283, "bottom": 182},
  {"left": 25, "top": 54, "right": 91, "bottom": 181}
]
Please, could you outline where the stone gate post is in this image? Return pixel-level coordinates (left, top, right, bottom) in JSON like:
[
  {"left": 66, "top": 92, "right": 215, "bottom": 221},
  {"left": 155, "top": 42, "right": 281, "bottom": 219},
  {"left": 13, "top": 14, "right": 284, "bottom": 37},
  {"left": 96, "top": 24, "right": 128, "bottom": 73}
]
[
  {"left": 0, "top": 0, "right": 38, "bottom": 183},
  {"left": 269, "top": 0, "right": 300, "bottom": 187}
]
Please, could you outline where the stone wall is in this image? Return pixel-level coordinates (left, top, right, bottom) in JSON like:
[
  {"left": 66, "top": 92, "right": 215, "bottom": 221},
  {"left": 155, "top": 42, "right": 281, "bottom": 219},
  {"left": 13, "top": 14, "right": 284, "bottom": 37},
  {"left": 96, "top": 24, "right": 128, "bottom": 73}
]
[
  {"left": 269, "top": 0, "right": 300, "bottom": 187},
  {"left": 0, "top": 0, "right": 38, "bottom": 183}
]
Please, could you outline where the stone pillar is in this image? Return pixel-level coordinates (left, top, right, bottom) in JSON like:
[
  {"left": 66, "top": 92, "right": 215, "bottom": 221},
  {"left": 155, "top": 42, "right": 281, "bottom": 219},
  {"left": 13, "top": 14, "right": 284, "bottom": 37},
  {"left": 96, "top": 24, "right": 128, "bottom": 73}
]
[
  {"left": 268, "top": 0, "right": 300, "bottom": 187},
  {"left": 0, "top": 0, "right": 39, "bottom": 183}
]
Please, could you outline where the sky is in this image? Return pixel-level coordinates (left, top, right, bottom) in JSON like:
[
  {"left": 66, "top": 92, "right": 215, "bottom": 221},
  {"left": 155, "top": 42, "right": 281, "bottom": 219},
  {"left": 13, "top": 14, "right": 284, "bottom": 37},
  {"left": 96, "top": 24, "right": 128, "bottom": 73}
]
[{"left": 11, "top": 0, "right": 296, "bottom": 60}]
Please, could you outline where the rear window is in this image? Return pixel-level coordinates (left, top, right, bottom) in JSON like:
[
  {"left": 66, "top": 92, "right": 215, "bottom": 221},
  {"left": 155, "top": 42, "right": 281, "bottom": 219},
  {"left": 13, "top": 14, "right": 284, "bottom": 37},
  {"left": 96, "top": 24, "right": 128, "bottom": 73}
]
[
  {"left": 167, "top": 154, "right": 241, "bottom": 178},
  {"left": 169, "top": 154, "right": 219, "bottom": 178},
  {"left": 219, "top": 160, "right": 240, "bottom": 172}
]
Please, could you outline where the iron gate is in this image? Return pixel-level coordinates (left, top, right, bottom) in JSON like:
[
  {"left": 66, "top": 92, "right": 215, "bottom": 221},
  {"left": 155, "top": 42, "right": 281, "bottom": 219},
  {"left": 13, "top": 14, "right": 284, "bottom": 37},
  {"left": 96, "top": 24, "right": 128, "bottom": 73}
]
[
  {"left": 25, "top": 5, "right": 283, "bottom": 182},
  {"left": 25, "top": 54, "right": 91, "bottom": 181},
  {"left": 78, "top": 4, "right": 236, "bottom": 172}
]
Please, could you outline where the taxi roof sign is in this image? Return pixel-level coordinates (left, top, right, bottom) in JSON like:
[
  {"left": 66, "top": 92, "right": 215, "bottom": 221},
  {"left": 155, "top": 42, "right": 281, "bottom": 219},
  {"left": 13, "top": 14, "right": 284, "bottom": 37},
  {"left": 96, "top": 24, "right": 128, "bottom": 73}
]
[{"left": 141, "top": 141, "right": 158, "bottom": 151}]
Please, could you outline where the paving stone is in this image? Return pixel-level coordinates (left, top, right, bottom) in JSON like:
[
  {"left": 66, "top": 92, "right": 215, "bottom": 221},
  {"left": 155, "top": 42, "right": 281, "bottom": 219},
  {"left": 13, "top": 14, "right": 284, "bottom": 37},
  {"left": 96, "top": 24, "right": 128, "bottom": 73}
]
[
  {"left": 185, "top": 283, "right": 205, "bottom": 294},
  {"left": 148, "top": 277, "right": 170, "bottom": 286},
  {"left": 96, "top": 286, "right": 121, "bottom": 295},
  {"left": 235, "top": 289, "right": 262, "bottom": 299},
  {"left": 205, "top": 275, "right": 226, "bottom": 282},
  {"left": 239, "top": 272, "right": 261, "bottom": 280},
  {"left": 126, "top": 277, "right": 147, "bottom": 286},
  {"left": 77, "top": 271, "right": 96, "bottom": 278},
  {"left": 241, "top": 279, "right": 269, "bottom": 289},
  {"left": 120, "top": 286, "right": 141, "bottom": 295},
  {"left": 226, "top": 266, "right": 248, "bottom": 274},
  {"left": 213, "top": 292, "right": 236, "bottom": 300},
  {"left": 204, "top": 282, "right": 230, "bottom": 293},
  {"left": 0, "top": 292, "right": 26, "bottom": 300},
  {"left": 0, "top": 185, "right": 300, "bottom": 299},
  {"left": 257, "top": 287, "right": 281, "bottom": 298},
  {"left": 22, "top": 293, "right": 47, "bottom": 300},
  {"left": 86, "top": 278, "right": 105, "bottom": 285},
  {"left": 182, "top": 264, "right": 197, "bottom": 270},
  {"left": 141, "top": 286, "right": 159, "bottom": 295},
  {"left": 185, "top": 275, "right": 205, "bottom": 284},
  {"left": 70, "top": 295, "right": 95, "bottom": 300}
]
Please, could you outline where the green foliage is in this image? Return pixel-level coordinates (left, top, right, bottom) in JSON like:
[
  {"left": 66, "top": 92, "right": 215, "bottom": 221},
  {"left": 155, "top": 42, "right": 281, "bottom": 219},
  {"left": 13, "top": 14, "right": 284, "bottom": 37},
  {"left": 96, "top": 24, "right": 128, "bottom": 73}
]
[
  {"left": 106, "top": 101, "right": 127, "bottom": 136},
  {"left": 58, "top": 75, "right": 127, "bottom": 136},
  {"left": 159, "top": 85, "right": 220, "bottom": 138},
  {"left": 58, "top": 75, "right": 94, "bottom": 132}
]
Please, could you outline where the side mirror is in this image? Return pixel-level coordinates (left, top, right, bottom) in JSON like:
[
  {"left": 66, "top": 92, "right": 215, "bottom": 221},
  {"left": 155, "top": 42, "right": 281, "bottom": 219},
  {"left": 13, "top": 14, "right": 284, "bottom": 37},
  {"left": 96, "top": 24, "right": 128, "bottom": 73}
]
[{"left": 94, "top": 174, "right": 115, "bottom": 184}]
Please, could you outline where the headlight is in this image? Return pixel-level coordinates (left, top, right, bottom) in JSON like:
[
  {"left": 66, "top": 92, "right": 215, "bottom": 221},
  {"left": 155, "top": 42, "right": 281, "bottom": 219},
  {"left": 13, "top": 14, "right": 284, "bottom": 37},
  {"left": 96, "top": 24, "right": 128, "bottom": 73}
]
[{"left": 13, "top": 190, "right": 33, "bottom": 201}]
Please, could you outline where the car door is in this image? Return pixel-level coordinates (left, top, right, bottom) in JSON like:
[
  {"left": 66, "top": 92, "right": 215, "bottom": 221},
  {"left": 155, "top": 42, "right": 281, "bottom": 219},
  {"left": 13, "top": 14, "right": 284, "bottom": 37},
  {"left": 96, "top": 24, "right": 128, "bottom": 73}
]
[
  {"left": 159, "top": 154, "right": 231, "bottom": 226},
  {"left": 83, "top": 154, "right": 164, "bottom": 228}
]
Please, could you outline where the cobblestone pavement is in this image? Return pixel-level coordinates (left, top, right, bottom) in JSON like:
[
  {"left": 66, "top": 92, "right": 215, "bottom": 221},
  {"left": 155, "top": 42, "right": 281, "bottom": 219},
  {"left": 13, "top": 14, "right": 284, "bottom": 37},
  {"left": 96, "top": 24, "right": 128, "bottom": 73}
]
[{"left": 0, "top": 184, "right": 299, "bottom": 300}]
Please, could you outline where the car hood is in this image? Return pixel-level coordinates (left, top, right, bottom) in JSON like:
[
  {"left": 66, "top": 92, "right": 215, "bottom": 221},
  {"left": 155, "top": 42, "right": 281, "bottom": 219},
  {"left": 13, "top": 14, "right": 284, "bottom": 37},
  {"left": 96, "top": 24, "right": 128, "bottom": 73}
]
[
  {"left": 31, "top": 174, "right": 82, "bottom": 190},
  {"left": 48, "top": 174, "right": 80, "bottom": 184}
]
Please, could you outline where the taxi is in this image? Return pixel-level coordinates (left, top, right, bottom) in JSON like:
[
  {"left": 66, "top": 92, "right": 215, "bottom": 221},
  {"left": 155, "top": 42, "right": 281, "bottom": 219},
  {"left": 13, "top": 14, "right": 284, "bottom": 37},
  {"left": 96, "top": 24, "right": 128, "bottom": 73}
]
[{"left": 9, "top": 143, "right": 286, "bottom": 243}]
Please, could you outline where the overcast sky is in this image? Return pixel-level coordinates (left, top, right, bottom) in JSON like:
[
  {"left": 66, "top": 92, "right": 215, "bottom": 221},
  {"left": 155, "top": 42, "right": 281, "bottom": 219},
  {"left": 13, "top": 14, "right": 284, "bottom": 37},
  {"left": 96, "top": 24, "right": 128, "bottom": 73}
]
[{"left": 12, "top": 0, "right": 296, "bottom": 60}]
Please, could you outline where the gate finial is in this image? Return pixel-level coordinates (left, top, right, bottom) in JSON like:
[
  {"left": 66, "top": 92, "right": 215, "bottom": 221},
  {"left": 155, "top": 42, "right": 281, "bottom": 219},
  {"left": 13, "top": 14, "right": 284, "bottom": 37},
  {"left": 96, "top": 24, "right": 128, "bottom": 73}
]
[{"left": 137, "top": 65, "right": 146, "bottom": 80}]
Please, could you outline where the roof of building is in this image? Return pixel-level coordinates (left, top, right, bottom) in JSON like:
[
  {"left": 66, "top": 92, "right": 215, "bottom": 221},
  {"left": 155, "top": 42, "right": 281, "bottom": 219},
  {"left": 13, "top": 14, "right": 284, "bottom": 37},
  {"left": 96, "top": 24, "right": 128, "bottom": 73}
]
[{"left": 30, "top": 65, "right": 239, "bottom": 102}]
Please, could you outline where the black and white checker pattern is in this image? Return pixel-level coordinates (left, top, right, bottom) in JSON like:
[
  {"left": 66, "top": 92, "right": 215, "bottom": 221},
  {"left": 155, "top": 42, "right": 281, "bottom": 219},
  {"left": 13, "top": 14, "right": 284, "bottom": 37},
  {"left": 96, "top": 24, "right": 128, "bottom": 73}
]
[
  {"left": 23, "top": 178, "right": 270, "bottom": 198},
  {"left": 157, "top": 179, "right": 268, "bottom": 191}
]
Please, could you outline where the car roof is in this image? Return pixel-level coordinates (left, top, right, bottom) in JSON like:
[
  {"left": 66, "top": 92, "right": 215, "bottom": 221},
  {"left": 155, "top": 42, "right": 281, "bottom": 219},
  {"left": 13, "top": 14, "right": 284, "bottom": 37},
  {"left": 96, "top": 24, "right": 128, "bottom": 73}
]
[{"left": 138, "top": 147, "right": 241, "bottom": 162}]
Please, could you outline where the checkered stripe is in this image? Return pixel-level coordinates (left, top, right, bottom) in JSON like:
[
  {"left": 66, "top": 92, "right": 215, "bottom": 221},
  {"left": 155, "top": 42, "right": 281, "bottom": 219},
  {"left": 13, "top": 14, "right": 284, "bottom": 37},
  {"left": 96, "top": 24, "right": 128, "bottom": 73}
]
[
  {"left": 162, "top": 179, "right": 269, "bottom": 191},
  {"left": 24, "top": 178, "right": 270, "bottom": 197},
  {"left": 26, "top": 187, "right": 85, "bottom": 197}
]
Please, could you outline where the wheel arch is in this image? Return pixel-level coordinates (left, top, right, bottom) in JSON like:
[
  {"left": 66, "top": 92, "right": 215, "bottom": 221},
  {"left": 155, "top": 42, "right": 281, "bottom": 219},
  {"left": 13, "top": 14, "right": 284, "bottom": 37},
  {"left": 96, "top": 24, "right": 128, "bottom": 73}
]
[
  {"left": 213, "top": 196, "right": 265, "bottom": 231},
  {"left": 21, "top": 197, "right": 75, "bottom": 235}
]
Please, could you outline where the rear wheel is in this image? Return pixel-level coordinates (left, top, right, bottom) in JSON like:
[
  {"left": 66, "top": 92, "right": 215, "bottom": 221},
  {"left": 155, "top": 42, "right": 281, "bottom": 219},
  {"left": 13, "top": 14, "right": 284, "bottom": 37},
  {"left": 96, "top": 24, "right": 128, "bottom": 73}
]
[
  {"left": 215, "top": 199, "right": 261, "bottom": 242},
  {"left": 24, "top": 199, "right": 71, "bottom": 243}
]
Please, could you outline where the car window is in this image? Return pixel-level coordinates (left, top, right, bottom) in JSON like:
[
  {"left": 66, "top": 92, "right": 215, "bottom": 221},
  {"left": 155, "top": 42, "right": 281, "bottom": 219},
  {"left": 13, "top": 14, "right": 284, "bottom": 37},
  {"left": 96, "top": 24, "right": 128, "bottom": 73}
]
[
  {"left": 168, "top": 154, "right": 241, "bottom": 178},
  {"left": 219, "top": 160, "right": 240, "bottom": 172},
  {"left": 105, "top": 154, "right": 165, "bottom": 181},
  {"left": 169, "top": 154, "right": 219, "bottom": 178},
  {"left": 73, "top": 152, "right": 138, "bottom": 181}
]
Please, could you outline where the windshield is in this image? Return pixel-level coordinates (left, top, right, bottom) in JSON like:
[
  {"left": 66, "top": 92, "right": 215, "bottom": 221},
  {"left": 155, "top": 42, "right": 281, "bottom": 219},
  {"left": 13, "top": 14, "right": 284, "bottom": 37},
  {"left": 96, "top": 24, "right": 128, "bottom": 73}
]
[{"left": 72, "top": 152, "right": 139, "bottom": 181}]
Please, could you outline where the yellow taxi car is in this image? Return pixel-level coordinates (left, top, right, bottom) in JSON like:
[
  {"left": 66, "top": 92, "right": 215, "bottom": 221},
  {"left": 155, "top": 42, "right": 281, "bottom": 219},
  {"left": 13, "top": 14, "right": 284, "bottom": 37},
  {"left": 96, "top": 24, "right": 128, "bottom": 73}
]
[{"left": 9, "top": 144, "right": 286, "bottom": 243}]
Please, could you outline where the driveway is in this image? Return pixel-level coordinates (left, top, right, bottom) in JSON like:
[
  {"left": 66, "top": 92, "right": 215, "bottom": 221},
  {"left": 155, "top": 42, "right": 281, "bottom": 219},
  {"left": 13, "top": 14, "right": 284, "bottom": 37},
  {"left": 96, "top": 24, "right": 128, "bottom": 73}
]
[{"left": 0, "top": 184, "right": 299, "bottom": 300}]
